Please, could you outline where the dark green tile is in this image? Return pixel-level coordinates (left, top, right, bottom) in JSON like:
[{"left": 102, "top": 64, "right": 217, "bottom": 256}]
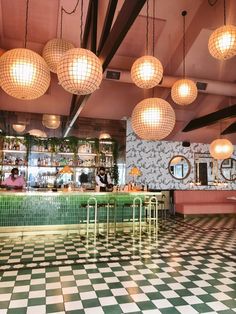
[
  {"left": 103, "top": 304, "right": 122, "bottom": 314},
  {"left": 192, "top": 303, "right": 218, "bottom": 313},
  {"left": 11, "top": 292, "right": 29, "bottom": 300},
  {"left": 115, "top": 295, "right": 134, "bottom": 304},
  {"left": 28, "top": 297, "right": 46, "bottom": 306},
  {"left": 137, "top": 301, "right": 157, "bottom": 311},
  {"left": 169, "top": 297, "right": 188, "bottom": 306},
  {"left": 46, "top": 303, "right": 65, "bottom": 313},
  {"left": 7, "top": 308, "right": 27, "bottom": 314},
  {"left": 82, "top": 298, "right": 100, "bottom": 308}
]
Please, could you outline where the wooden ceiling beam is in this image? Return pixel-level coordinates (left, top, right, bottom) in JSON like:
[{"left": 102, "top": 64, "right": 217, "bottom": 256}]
[
  {"left": 64, "top": 0, "right": 146, "bottom": 137},
  {"left": 182, "top": 104, "right": 236, "bottom": 132},
  {"left": 97, "top": 0, "right": 118, "bottom": 55},
  {"left": 221, "top": 121, "right": 236, "bottom": 135}
]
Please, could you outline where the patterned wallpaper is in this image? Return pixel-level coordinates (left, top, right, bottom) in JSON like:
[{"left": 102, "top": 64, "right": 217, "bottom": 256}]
[{"left": 126, "top": 120, "right": 236, "bottom": 190}]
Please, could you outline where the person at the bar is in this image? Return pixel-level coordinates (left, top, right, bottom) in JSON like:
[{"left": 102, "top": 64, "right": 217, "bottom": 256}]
[
  {"left": 95, "top": 166, "right": 112, "bottom": 192},
  {"left": 2, "top": 168, "right": 25, "bottom": 190}
]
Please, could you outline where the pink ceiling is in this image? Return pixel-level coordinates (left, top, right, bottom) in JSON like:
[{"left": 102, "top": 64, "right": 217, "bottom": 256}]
[{"left": 0, "top": 0, "right": 235, "bottom": 144}]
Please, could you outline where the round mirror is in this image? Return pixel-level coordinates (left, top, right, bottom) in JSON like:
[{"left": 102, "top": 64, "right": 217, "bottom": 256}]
[
  {"left": 220, "top": 158, "right": 236, "bottom": 181},
  {"left": 168, "top": 155, "right": 191, "bottom": 180}
]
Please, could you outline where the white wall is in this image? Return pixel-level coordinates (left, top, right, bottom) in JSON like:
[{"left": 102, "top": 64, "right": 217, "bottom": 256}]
[{"left": 126, "top": 120, "right": 236, "bottom": 190}]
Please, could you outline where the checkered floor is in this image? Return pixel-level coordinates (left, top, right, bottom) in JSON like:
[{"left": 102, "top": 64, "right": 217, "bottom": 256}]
[{"left": 0, "top": 217, "right": 236, "bottom": 313}]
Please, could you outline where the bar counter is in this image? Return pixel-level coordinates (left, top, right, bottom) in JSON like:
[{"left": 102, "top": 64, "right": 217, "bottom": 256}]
[{"left": 0, "top": 191, "right": 162, "bottom": 229}]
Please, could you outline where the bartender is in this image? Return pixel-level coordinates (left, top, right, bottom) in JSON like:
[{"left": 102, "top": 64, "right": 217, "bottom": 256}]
[
  {"left": 95, "top": 167, "right": 112, "bottom": 192},
  {"left": 2, "top": 168, "right": 25, "bottom": 190}
]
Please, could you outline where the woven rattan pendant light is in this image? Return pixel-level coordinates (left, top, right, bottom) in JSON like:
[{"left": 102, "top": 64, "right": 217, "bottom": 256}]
[
  {"left": 42, "top": 2, "right": 78, "bottom": 73},
  {"left": 57, "top": 0, "right": 102, "bottom": 95},
  {"left": 209, "top": 138, "right": 234, "bottom": 159},
  {"left": 0, "top": 0, "right": 50, "bottom": 100},
  {"left": 208, "top": 0, "right": 236, "bottom": 60},
  {"left": 171, "top": 11, "right": 197, "bottom": 106},
  {"left": 131, "top": 97, "right": 176, "bottom": 140},
  {"left": 131, "top": 0, "right": 163, "bottom": 89}
]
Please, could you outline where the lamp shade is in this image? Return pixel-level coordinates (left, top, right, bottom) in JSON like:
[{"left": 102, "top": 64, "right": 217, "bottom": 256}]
[
  {"left": 42, "top": 114, "right": 61, "bottom": 129},
  {"left": 0, "top": 48, "right": 50, "bottom": 100},
  {"left": 129, "top": 167, "right": 141, "bottom": 176},
  {"left": 99, "top": 133, "right": 111, "bottom": 140},
  {"left": 131, "top": 55, "right": 163, "bottom": 89},
  {"left": 57, "top": 48, "right": 103, "bottom": 95},
  {"left": 12, "top": 124, "right": 26, "bottom": 133},
  {"left": 29, "top": 129, "right": 47, "bottom": 137},
  {"left": 171, "top": 79, "right": 198, "bottom": 106},
  {"left": 42, "top": 38, "right": 75, "bottom": 73},
  {"left": 59, "top": 165, "right": 73, "bottom": 174},
  {"left": 131, "top": 98, "right": 176, "bottom": 140},
  {"left": 209, "top": 138, "right": 234, "bottom": 160},
  {"left": 208, "top": 25, "right": 236, "bottom": 60}
]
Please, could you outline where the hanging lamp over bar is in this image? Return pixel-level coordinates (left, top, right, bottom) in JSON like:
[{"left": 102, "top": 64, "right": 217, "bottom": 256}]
[{"left": 171, "top": 11, "right": 197, "bottom": 106}]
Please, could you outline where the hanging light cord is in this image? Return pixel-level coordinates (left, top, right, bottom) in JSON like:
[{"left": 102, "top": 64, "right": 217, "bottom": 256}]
[
  {"left": 146, "top": 0, "right": 149, "bottom": 55},
  {"left": 152, "top": 0, "right": 155, "bottom": 56},
  {"left": 24, "top": 0, "right": 30, "bottom": 48},
  {"left": 80, "top": 0, "right": 83, "bottom": 46},
  {"left": 60, "top": 0, "right": 80, "bottom": 39},
  {"left": 223, "top": 0, "right": 226, "bottom": 25},
  {"left": 182, "top": 10, "right": 187, "bottom": 78}
]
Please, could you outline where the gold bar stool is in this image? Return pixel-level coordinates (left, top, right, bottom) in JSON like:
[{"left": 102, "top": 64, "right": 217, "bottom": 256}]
[
  {"left": 86, "top": 197, "right": 98, "bottom": 238},
  {"left": 147, "top": 196, "right": 158, "bottom": 236},
  {"left": 132, "top": 196, "right": 143, "bottom": 237},
  {"left": 105, "top": 198, "right": 117, "bottom": 238}
]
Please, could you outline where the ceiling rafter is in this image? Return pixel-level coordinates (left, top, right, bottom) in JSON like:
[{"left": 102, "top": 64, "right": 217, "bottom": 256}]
[
  {"left": 182, "top": 104, "right": 236, "bottom": 132},
  {"left": 64, "top": 0, "right": 146, "bottom": 137},
  {"left": 221, "top": 121, "right": 236, "bottom": 135}
]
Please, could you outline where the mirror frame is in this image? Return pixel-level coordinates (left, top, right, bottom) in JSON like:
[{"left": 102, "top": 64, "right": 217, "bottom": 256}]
[
  {"left": 168, "top": 155, "right": 191, "bottom": 180},
  {"left": 220, "top": 158, "right": 236, "bottom": 182}
]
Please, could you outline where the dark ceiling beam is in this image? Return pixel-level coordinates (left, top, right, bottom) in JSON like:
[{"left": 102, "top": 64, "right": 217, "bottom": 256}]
[
  {"left": 64, "top": 0, "right": 146, "bottom": 137},
  {"left": 97, "top": 0, "right": 118, "bottom": 55},
  {"left": 81, "top": 0, "right": 93, "bottom": 48},
  {"left": 221, "top": 122, "right": 236, "bottom": 135},
  {"left": 99, "top": 0, "right": 146, "bottom": 70},
  {"left": 182, "top": 104, "right": 236, "bottom": 132},
  {"left": 91, "top": 0, "right": 98, "bottom": 53}
]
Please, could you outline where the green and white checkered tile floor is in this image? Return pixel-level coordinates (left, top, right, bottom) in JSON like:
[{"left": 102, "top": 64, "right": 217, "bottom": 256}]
[{"left": 0, "top": 216, "right": 236, "bottom": 313}]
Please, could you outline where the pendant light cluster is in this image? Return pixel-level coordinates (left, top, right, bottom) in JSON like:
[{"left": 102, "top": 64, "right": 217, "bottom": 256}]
[
  {"left": 208, "top": 0, "right": 236, "bottom": 60},
  {"left": 43, "top": 0, "right": 102, "bottom": 96},
  {"left": 0, "top": 0, "right": 102, "bottom": 101},
  {"left": 171, "top": 11, "right": 198, "bottom": 106},
  {"left": 0, "top": 0, "right": 50, "bottom": 100},
  {"left": 131, "top": 0, "right": 175, "bottom": 141}
]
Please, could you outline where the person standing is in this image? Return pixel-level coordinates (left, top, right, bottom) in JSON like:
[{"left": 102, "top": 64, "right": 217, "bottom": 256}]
[
  {"left": 95, "top": 167, "right": 112, "bottom": 192},
  {"left": 2, "top": 168, "right": 25, "bottom": 190}
]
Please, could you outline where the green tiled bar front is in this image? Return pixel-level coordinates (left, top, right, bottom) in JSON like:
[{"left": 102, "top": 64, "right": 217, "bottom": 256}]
[{"left": 0, "top": 192, "right": 161, "bottom": 227}]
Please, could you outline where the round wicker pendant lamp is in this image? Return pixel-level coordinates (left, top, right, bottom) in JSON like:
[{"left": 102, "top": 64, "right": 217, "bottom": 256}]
[
  {"left": 209, "top": 138, "right": 234, "bottom": 160},
  {"left": 171, "top": 11, "right": 197, "bottom": 106},
  {"left": 208, "top": 0, "right": 236, "bottom": 60},
  {"left": 131, "top": 98, "right": 176, "bottom": 140},
  {"left": 131, "top": 0, "right": 163, "bottom": 89},
  {"left": 57, "top": 0, "right": 102, "bottom": 95},
  {"left": 57, "top": 48, "right": 102, "bottom": 95},
  {"left": 0, "top": 0, "right": 50, "bottom": 100},
  {"left": 131, "top": 55, "right": 163, "bottom": 89},
  {"left": 12, "top": 124, "right": 26, "bottom": 133},
  {"left": 42, "top": 38, "right": 75, "bottom": 73},
  {"left": 0, "top": 48, "right": 50, "bottom": 100},
  {"left": 171, "top": 78, "right": 198, "bottom": 106},
  {"left": 42, "top": 114, "right": 61, "bottom": 129}
]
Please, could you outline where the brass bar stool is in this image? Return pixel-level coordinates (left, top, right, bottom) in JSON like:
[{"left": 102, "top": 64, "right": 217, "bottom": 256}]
[
  {"left": 86, "top": 197, "right": 98, "bottom": 238},
  {"left": 105, "top": 198, "right": 117, "bottom": 238},
  {"left": 147, "top": 196, "right": 158, "bottom": 236},
  {"left": 132, "top": 196, "right": 143, "bottom": 237}
]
